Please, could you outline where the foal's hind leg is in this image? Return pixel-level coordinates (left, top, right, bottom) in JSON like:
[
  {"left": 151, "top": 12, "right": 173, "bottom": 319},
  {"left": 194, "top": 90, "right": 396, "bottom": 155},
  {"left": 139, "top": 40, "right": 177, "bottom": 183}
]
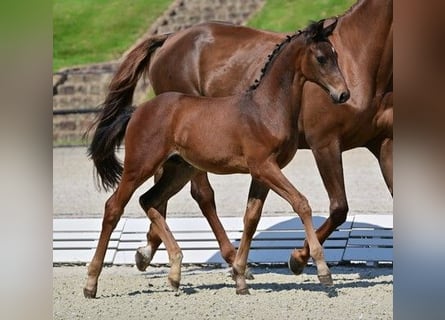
[
  {"left": 190, "top": 173, "right": 236, "bottom": 264},
  {"left": 190, "top": 172, "right": 254, "bottom": 278},
  {"left": 136, "top": 157, "right": 198, "bottom": 274},
  {"left": 135, "top": 157, "right": 197, "bottom": 271},
  {"left": 139, "top": 157, "right": 197, "bottom": 290},
  {"left": 137, "top": 164, "right": 252, "bottom": 278}
]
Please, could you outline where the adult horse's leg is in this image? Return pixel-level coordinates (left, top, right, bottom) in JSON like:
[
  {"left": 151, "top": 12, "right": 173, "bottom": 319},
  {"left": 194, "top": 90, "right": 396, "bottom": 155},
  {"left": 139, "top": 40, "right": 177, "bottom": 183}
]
[
  {"left": 233, "top": 159, "right": 332, "bottom": 294},
  {"left": 138, "top": 156, "right": 198, "bottom": 289},
  {"left": 135, "top": 157, "right": 198, "bottom": 271},
  {"left": 231, "top": 179, "right": 269, "bottom": 294},
  {"left": 84, "top": 171, "right": 142, "bottom": 298},
  {"left": 366, "top": 137, "right": 393, "bottom": 196},
  {"left": 289, "top": 142, "right": 347, "bottom": 276},
  {"left": 379, "top": 138, "right": 393, "bottom": 195},
  {"left": 367, "top": 92, "right": 393, "bottom": 195}
]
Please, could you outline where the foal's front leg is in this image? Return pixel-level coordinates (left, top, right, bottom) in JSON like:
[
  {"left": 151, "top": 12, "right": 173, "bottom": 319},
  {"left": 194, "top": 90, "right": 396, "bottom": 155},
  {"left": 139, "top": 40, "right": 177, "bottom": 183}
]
[
  {"left": 251, "top": 159, "right": 332, "bottom": 286},
  {"left": 289, "top": 142, "right": 347, "bottom": 276}
]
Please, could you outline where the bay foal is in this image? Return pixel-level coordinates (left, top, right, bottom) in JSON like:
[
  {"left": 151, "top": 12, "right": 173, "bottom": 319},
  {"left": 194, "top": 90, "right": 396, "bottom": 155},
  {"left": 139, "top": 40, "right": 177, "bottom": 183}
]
[{"left": 85, "top": 19, "right": 349, "bottom": 297}]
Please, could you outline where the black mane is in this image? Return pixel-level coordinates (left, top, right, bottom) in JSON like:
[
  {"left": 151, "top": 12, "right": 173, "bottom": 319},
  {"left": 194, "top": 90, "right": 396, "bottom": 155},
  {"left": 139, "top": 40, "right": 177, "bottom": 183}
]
[
  {"left": 247, "top": 32, "right": 300, "bottom": 91},
  {"left": 247, "top": 19, "right": 330, "bottom": 91}
]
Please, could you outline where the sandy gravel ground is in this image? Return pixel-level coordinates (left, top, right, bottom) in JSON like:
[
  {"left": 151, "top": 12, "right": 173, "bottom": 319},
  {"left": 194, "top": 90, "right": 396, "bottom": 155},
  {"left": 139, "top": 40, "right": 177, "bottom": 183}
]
[{"left": 53, "top": 265, "right": 392, "bottom": 319}]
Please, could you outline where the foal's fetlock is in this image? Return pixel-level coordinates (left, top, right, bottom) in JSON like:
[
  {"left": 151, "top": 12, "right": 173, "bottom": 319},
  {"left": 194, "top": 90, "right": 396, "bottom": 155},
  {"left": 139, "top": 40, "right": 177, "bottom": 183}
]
[
  {"left": 167, "top": 270, "right": 181, "bottom": 290},
  {"left": 234, "top": 275, "right": 250, "bottom": 295},
  {"left": 135, "top": 246, "right": 153, "bottom": 271},
  {"left": 84, "top": 275, "right": 98, "bottom": 298},
  {"left": 167, "top": 252, "right": 183, "bottom": 290},
  {"left": 229, "top": 266, "right": 255, "bottom": 280},
  {"left": 168, "top": 276, "right": 181, "bottom": 291},
  {"left": 231, "top": 265, "right": 250, "bottom": 295},
  {"left": 236, "top": 286, "right": 250, "bottom": 295}
]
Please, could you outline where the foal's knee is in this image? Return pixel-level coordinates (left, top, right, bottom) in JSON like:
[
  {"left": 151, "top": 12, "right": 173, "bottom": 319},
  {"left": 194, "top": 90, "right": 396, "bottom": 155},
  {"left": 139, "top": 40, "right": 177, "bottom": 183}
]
[
  {"left": 293, "top": 198, "right": 311, "bottom": 218},
  {"left": 329, "top": 200, "right": 348, "bottom": 226}
]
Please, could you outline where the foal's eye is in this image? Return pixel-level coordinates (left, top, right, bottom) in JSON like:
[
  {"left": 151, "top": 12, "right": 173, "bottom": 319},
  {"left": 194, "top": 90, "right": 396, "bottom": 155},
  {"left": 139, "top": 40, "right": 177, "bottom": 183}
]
[{"left": 316, "top": 56, "right": 327, "bottom": 65}]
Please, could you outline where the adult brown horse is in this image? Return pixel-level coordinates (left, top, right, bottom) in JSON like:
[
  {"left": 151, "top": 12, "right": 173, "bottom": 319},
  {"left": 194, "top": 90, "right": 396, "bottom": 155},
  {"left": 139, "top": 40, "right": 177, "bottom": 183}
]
[
  {"left": 98, "top": 0, "right": 392, "bottom": 276},
  {"left": 85, "top": 19, "right": 349, "bottom": 297}
]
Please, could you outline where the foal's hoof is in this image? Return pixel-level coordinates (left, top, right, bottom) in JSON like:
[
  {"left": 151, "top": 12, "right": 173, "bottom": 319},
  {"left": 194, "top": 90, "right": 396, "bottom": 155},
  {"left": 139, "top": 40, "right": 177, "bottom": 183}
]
[
  {"left": 168, "top": 278, "right": 180, "bottom": 291},
  {"left": 288, "top": 251, "right": 306, "bottom": 275},
  {"left": 317, "top": 273, "right": 334, "bottom": 286},
  {"left": 236, "top": 287, "right": 250, "bottom": 295},
  {"left": 135, "top": 247, "right": 152, "bottom": 272},
  {"left": 83, "top": 287, "right": 97, "bottom": 299}
]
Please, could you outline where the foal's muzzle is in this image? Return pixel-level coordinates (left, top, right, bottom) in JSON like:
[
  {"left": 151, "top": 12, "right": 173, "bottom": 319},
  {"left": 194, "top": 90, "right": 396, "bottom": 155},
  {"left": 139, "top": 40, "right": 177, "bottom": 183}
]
[{"left": 332, "top": 90, "right": 350, "bottom": 104}]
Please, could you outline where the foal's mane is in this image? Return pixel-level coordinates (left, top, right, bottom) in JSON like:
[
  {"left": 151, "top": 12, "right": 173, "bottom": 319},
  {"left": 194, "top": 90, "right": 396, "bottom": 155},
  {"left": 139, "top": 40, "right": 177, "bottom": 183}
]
[{"left": 247, "top": 19, "right": 329, "bottom": 91}]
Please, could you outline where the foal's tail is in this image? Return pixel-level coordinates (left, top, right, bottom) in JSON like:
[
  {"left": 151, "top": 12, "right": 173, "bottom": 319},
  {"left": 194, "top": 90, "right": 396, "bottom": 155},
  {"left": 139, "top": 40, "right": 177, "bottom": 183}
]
[{"left": 87, "top": 33, "right": 169, "bottom": 191}]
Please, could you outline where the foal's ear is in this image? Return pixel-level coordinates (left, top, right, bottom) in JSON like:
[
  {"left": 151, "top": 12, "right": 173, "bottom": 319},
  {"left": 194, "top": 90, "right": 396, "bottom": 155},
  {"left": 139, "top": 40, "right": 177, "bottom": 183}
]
[
  {"left": 307, "top": 19, "right": 334, "bottom": 41},
  {"left": 306, "top": 19, "right": 325, "bottom": 41},
  {"left": 321, "top": 18, "right": 338, "bottom": 38}
]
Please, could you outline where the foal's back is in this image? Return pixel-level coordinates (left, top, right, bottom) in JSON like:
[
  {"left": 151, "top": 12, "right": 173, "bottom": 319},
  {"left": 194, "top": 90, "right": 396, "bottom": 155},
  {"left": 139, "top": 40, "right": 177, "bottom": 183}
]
[{"left": 129, "top": 91, "right": 261, "bottom": 174}]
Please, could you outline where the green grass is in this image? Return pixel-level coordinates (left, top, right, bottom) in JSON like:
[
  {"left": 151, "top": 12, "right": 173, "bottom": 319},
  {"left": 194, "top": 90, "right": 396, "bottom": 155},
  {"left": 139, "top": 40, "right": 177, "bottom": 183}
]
[
  {"left": 53, "top": 0, "right": 171, "bottom": 71},
  {"left": 53, "top": 0, "right": 356, "bottom": 71},
  {"left": 248, "top": 0, "right": 355, "bottom": 32}
]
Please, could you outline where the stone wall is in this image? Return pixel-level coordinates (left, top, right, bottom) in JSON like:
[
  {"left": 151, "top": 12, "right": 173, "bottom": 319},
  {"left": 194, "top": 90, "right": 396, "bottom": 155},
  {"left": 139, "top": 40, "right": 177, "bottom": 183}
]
[{"left": 53, "top": 0, "right": 265, "bottom": 145}]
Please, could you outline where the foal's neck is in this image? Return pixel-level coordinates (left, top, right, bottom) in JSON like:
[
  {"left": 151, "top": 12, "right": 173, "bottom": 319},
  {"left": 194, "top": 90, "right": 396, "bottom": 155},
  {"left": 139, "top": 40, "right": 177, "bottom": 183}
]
[{"left": 250, "top": 36, "right": 306, "bottom": 119}]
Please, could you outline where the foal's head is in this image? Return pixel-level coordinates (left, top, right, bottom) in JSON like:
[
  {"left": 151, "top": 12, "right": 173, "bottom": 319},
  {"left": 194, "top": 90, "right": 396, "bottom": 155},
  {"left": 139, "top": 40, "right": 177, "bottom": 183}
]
[{"left": 300, "top": 19, "right": 350, "bottom": 104}]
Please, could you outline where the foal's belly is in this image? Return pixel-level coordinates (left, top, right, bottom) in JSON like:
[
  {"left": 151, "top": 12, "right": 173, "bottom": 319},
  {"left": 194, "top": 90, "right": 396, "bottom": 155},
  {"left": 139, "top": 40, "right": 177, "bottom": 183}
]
[{"left": 176, "top": 145, "right": 250, "bottom": 175}]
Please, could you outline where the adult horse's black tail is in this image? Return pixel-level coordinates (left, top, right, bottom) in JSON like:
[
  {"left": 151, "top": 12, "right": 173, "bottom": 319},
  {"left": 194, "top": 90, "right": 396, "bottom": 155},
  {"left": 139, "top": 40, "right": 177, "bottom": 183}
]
[{"left": 87, "top": 33, "right": 169, "bottom": 191}]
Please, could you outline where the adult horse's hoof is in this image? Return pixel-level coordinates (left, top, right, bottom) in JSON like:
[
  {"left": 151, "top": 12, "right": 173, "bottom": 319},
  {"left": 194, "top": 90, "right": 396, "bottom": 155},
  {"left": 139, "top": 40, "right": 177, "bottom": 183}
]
[
  {"left": 317, "top": 273, "right": 334, "bottom": 286},
  {"left": 135, "top": 247, "right": 152, "bottom": 272},
  {"left": 236, "top": 287, "right": 250, "bottom": 295},
  {"left": 288, "top": 251, "right": 306, "bottom": 275},
  {"left": 83, "top": 287, "right": 97, "bottom": 299}
]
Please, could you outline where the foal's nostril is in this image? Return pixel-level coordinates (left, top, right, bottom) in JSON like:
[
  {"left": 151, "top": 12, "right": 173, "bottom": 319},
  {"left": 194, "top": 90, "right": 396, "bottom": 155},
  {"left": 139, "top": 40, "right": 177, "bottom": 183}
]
[{"left": 339, "top": 91, "right": 350, "bottom": 103}]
